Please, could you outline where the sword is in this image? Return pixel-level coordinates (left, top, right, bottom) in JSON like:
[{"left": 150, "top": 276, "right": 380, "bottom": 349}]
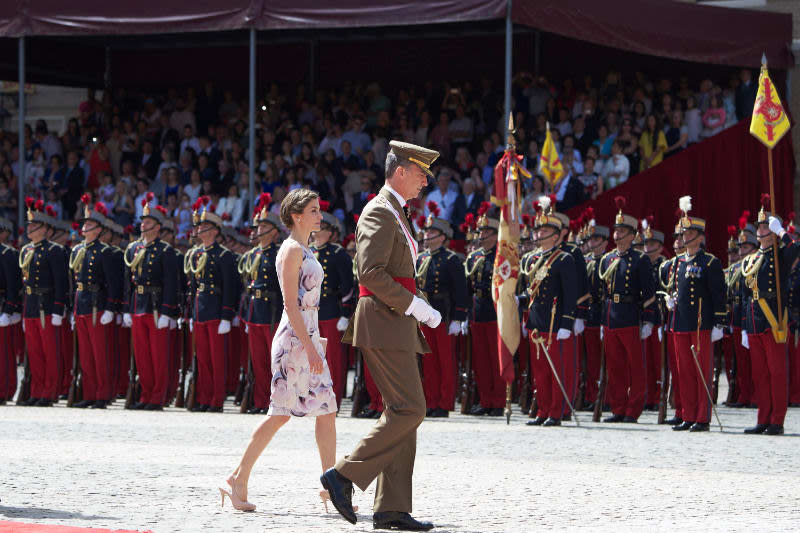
[
  {"left": 690, "top": 298, "right": 723, "bottom": 432},
  {"left": 531, "top": 330, "right": 580, "bottom": 427}
]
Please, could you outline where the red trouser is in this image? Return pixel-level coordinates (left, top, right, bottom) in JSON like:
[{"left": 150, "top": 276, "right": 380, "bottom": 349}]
[
  {"left": 319, "top": 318, "right": 346, "bottom": 408},
  {"left": 667, "top": 332, "right": 683, "bottom": 418},
  {"left": 530, "top": 331, "right": 572, "bottom": 419},
  {"left": 194, "top": 319, "right": 228, "bottom": 408},
  {"left": 518, "top": 330, "right": 530, "bottom": 394},
  {"left": 644, "top": 331, "right": 661, "bottom": 406},
  {"left": 60, "top": 321, "right": 72, "bottom": 396},
  {"left": 583, "top": 327, "right": 602, "bottom": 404},
  {"left": 24, "top": 317, "right": 62, "bottom": 400},
  {"left": 247, "top": 323, "right": 275, "bottom": 410},
  {"left": 225, "top": 325, "right": 241, "bottom": 395},
  {"left": 131, "top": 314, "right": 169, "bottom": 405},
  {"left": 12, "top": 323, "right": 24, "bottom": 364},
  {"left": 116, "top": 325, "right": 131, "bottom": 396},
  {"left": 748, "top": 331, "right": 788, "bottom": 426},
  {"left": 674, "top": 331, "right": 712, "bottom": 424},
  {"left": 471, "top": 321, "right": 505, "bottom": 409},
  {"left": 75, "top": 316, "right": 112, "bottom": 402},
  {"left": 1, "top": 326, "right": 17, "bottom": 400},
  {"left": 788, "top": 331, "right": 800, "bottom": 404},
  {"left": 165, "top": 326, "right": 179, "bottom": 402},
  {"left": 732, "top": 327, "right": 753, "bottom": 405},
  {"left": 365, "top": 360, "right": 384, "bottom": 412},
  {"left": 421, "top": 323, "right": 456, "bottom": 411},
  {"left": 603, "top": 326, "right": 645, "bottom": 419}
]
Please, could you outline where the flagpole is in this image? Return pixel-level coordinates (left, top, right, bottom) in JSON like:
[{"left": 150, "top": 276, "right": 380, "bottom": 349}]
[{"left": 767, "top": 146, "right": 785, "bottom": 337}]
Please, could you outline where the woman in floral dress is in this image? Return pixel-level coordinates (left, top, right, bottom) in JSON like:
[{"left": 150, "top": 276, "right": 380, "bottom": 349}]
[{"left": 221, "top": 188, "right": 339, "bottom": 512}]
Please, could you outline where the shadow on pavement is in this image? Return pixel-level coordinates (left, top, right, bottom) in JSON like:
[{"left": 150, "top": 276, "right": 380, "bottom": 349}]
[{"left": 0, "top": 505, "right": 119, "bottom": 521}]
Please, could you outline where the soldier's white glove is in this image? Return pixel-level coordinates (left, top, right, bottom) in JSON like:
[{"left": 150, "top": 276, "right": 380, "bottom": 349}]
[
  {"left": 521, "top": 322, "right": 528, "bottom": 337},
  {"left": 665, "top": 296, "right": 676, "bottom": 311},
  {"left": 115, "top": 313, "right": 122, "bottom": 325},
  {"left": 640, "top": 322, "right": 653, "bottom": 340},
  {"left": 600, "top": 325, "right": 603, "bottom": 341},
  {"left": 100, "top": 310, "right": 114, "bottom": 325},
  {"left": 51, "top": 314, "right": 63, "bottom": 327},
  {"left": 0, "top": 313, "right": 9, "bottom": 327},
  {"left": 657, "top": 326, "right": 663, "bottom": 342},
  {"left": 711, "top": 326, "right": 724, "bottom": 343},
  {"left": 741, "top": 330, "right": 749, "bottom": 349},
  {"left": 232, "top": 316, "right": 240, "bottom": 327},
  {"left": 217, "top": 319, "right": 231, "bottom": 335},
  {"left": 461, "top": 320, "right": 469, "bottom": 336},
  {"left": 424, "top": 309, "right": 442, "bottom": 329},
  {"left": 122, "top": 313, "right": 133, "bottom": 328},
  {"left": 156, "top": 315, "right": 169, "bottom": 329},
  {"left": 574, "top": 318, "right": 585, "bottom": 335},
  {"left": 70, "top": 313, "right": 75, "bottom": 330},
  {"left": 405, "top": 296, "right": 437, "bottom": 324},
  {"left": 768, "top": 216, "right": 785, "bottom": 237},
  {"left": 448, "top": 320, "right": 461, "bottom": 335},
  {"left": 336, "top": 317, "right": 349, "bottom": 331},
  {"left": 556, "top": 328, "right": 571, "bottom": 341},
  {"left": 21, "top": 320, "right": 25, "bottom": 332},
  {"left": 169, "top": 318, "right": 177, "bottom": 330},
  {"left": 189, "top": 318, "right": 193, "bottom": 332},
  {"left": 10, "top": 312, "right": 21, "bottom": 325},
  {"left": 245, "top": 323, "right": 249, "bottom": 334}
]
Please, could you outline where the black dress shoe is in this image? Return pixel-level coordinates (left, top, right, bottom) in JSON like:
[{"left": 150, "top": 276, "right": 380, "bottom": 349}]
[
  {"left": 207, "top": 406, "right": 223, "bottom": 413},
  {"left": 431, "top": 408, "right": 449, "bottom": 418},
  {"left": 603, "top": 414, "right": 625, "bottom": 423},
  {"left": 145, "top": 403, "right": 164, "bottom": 411},
  {"left": 90, "top": 400, "right": 107, "bottom": 409},
  {"left": 526, "top": 416, "right": 547, "bottom": 426},
  {"left": 469, "top": 405, "right": 488, "bottom": 416},
  {"left": 320, "top": 468, "right": 356, "bottom": 524},
  {"left": 672, "top": 421, "right": 694, "bottom": 431},
  {"left": 359, "top": 408, "right": 378, "bottom": 419},
  {"left": 789, "top": 403, "right": 800, "bottom": 408},
  {"left": 724, "top": 401, "right": 745, "bottom": 408},
  {"left": 190, "top": 404, "right": 209, "bottom": 412},
  {"left": 487, "top": 408, "right": 504, "bottom": 417},
  {"left": 622, "top": 416, "right": 638, "bottom": 423},
  {"left": 764, "top": 424, "right": 784, "bottom": 435},
  {"left": 425, "top": 408, "right": 434, "bottom": 417},
  {"left": 0, "top": 399, "right": 6, "bottom": 405},
  {"left": 132, "top": 401, "right": 147, "bottom": 410},
  {"left": 247, "top": 407, "right": 262, "bottom": 414},
  {"left": 373, "top": 511, "right": 433, "bottom": 531},
  {"left": 562, "top": 413, "right": 572, "bottom": 422},
  {"left": 664, "top": 416, "right": 683, "bottom": 426},
  {"left": 35, "top": 398, "right": 53, "bottom": 407},
  {"left": 23, "top": 397, "right": 40, "bottom": 406},
  {"left": 543, "top": 417, "right": 561, "bottom": 426},
  {"left": 689, "top": 422, "right": 709, "bottom": 432},
  {"left": 744, "top": 424, "right": 769, "bottom": 434},
  {"left": 73, "top": 400, "right": 93, "bottom": 408},
  {"left": 371, "top": 410, "right": 382, "bottom": 419}
]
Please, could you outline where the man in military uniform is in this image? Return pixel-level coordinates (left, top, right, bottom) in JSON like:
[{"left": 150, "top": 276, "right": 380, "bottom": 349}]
[
  {"left": 69, "top": 197, "right": 122, "bottom": 408},
  {"left": 312, "top": 200, "right": 355, "bottom": 409},
  {"left": 159, "top": 217, "right": 186, "bottom": 405},
  {"left": 668, "top": 197, "right": 726, "bottom": 432},
  {"left": 464, "top": 202, "right": 504, "bottom": 416},
  {"left": 100, "top": 220, "right": 127, "bottom": 400},
  {"left": 598, "top": 199, "right": 657, "bottom": 423},
  {"left": 739, "top": 198, "right": 799, "bottom": 435},
  {"left": 123, "top": 193, "right": 179, "bottom": 410},
  {"left": 187, "top": 199, "right": 236, "bottom": 413},
  {"left": 583, "top": 221, "right": 609, "bottom": 408},
  {"left": 19, "top": 198, "right": 68, "bottom": 406},
  {"left": 0, "top": 217, "right": 22, "bottom": 404},
  {"left": 642, "top": 219, "right": 667, "bottom": 409},
  {"left": 523, "top": 200, "right": 577, "bottom": 426},
  {"left": 415, "top": 202, "right": 468, "bottom": 417},
  {"left": 242, "top": 194, "right": 284, "bottom": 414},
  {"left": 729, "top": 218, "right": 758, "bottom": 408},
  {"left": 659, "top": 223, "right": 685, "bottom": 425}
]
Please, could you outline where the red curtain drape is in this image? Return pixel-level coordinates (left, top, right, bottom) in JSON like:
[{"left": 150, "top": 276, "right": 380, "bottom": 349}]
[{"left": 567, "top": 121, "right": 796, "bottom": 260}]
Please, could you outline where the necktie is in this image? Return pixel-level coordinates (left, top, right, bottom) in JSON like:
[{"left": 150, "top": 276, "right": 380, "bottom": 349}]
[{"left": 403, "top": 205, "right": 413, "bottom": 227}]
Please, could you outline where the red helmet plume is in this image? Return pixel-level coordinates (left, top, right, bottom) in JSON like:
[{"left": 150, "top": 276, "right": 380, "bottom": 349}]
[
  {"left": 739, "top": 216, "right": 748, "bottom": 231},
  {"left": 146, "top": 192, "right": 155, "bottom": 202},
  {"left": 584, "top": 206, "right": 595, "bottom": 221},
  {"left": 25, "top": 196, "right": 34, "bottom": 209},
  {"left": 221, "top": 212, "right": 231, "bottom": 221},
  {"left": 319, "top": 199, "right": 331, "bottom": 212},
  {"left": 209, "top": 204, "right": 216, "bottom": 213},
  {"left": 81, "top": 193, "right": 91, "bottom": 206},
  {"left": 45, "top": 206, "right": 56, "bottom": 217},
  {"left": 464, "top": 213, "right": 475, "bottom": 226},
  {"left": 522, "top": 214, "right": 531, "bottom": 227},
  {"left": 760, "top": 193, "right": 770, "bottom": 209},
  {"left": 201, "top": 195, "right": 210, "bottom": 206},
  {"left": 416, "top": 215, "right": 427, "bottom": 228},
  {"left": 156, "top": 205, "right": 168, "bottom": 216},
  {"left": 477, "top": 201, "right": 490, "bottom": 216},
  {"left": 353, "top": 214, "right": 360, "bottom": 224},
  {"left": 34, "top": 199, "right": 44, "bottom": 211},
  {"left": 727, "top": 225, "right": 737, "bottom": 237},
  {"left": 71, "top": 222, "right": 80, "bottom": 230},
  {"left": 124, "top": 225, "right": 134, "bottom": 234}
]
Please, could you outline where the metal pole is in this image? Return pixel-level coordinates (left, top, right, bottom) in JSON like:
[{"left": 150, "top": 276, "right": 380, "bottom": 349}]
[
  {"left": 17, "top": 36, "right": 25, "bottom": 230},
  {"left": 248, "top": 28, "right": 256, "bottom": 217},
  {"left": 503, "top": 0, "right": 512, "bottom": 135}
]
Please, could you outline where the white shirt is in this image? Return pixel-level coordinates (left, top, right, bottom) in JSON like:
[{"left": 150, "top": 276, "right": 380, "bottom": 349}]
[
  {"left": 384, "top": 184, "right": 406, "bottom": 207},
  {"left": 180, "top": 136, "right": 201, "bottom": 156},
  {"left": 601, "top": 154, "right": 630, "bottom": 188},
  {"left": 425, "top": 188, "right": 459, "bottom": 222}
]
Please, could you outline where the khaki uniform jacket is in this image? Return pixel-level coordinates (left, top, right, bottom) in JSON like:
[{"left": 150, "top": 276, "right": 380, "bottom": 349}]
[{"left": 342, "top": 187, "right": 431, "bottom": 354}]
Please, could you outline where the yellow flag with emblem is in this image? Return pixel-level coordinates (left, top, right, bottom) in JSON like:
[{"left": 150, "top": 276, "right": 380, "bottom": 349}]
[
  {"left": 538, "top": 123, "right": 564, "bottom": 189},
  {"left": 750, "top": 56, "right": 790, "bottom": 149}
]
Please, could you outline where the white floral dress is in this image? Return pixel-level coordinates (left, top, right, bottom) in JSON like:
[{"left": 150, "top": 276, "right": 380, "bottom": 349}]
[{"left": 268, "top": 239, "right": 337, "bottom": 417}]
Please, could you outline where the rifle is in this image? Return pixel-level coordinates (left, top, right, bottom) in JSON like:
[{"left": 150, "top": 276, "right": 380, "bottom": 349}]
[
  {"left": 67, "top": 322, "right": 81, "bottom": 407},
  {"left": 518, "top": 339, "right": 531, "bottom": 414},
  {"left": 174, "top": 321, "right": 186, "bottom": 408},
  {"left": 592, "top": 336, "right": 606, "bottom": 423},
  {"left": 185, "top": 326, "right": 197, "bottom": 411},
  {"left": 350, "top": 349, "right": 369, "bottom": 417},
  {"left": 724, "top": 331, "right": 739, "bottom": 405},
  {"left": 234, "top": 341, "right": 246, "bottom": 407},
  {"left": 657, "top": 327, "right": 670, "bottom": 424},
  {"left": 459, "top": 326, "right": 476, "bottom": 414},
  {"left": 124, "top": 338, "right": 138, "bottom": 409},
  {"left": 16, "top": 349, "right": 31, "bottom": 405},
  {"left": 574, "top": 333, "right": 587, "bottom": 411},
  {"left": 712, "top": 340, "right": 722, "bottom": 405},
  {"left": 239, "top": 342, "right": 254, "bottom": 414}
]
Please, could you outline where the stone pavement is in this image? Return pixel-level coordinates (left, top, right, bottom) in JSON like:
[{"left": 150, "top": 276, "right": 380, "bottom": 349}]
[{"left": 0, "top": 389, "right": 798, "bottom": 533}]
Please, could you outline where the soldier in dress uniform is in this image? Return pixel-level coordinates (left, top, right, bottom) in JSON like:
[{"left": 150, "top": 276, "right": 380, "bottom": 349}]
[
  {"left": 68, "top": 197, "right": 122, "bottom": 408},
  {"left": 597, "top": 198, "right": 657, "bottom": 423},
  {"left": 99, "top": 220, "right": 126, "bottom": 400},
  {"left": 667, "top": 196, "right": 726, "bottom": 432},
  {"left": 464, "top": 202, "right": 504, "bottom": 416},
  {"left": 241, "top": 194, "right": 284, "bottom": 414},
  {"left": 186, "top": 198, "right": 237, "bottom": 413},
  {"left": 311, "top": 200, "right": 355, "bottom": 409},
  {"left": 583, "top": 221, "right": 609, "bottom": 408},
  {"left": 785, "top": 215, "right": 800, "bottom": 408},
  {"left": 739, "top": 196, "right": 799, "bottom": 435},
  {"left": 659, "top": 222, "right": 685, "bottom": 425},
  {"left": 728, "top": 217, "right": 758, "bottom": 408},
  {"left": 123, "top": 193, "right": 180, "bottom": 410},
  {"left": 19, "top": 198, "right": 68, "bottom": 406},
  {"left": 414, "top": 202, "right": 468, "bottom": 417},
  {"left": 523, "top": 200, "right": 577, "bottom": 427},
  {"left": 0, "top": 217, "right": 22, "bottom": 404},
  {"left": 158, "top": 217, "right": 185, "bottom": 405},
  {"left": 642, "top": 218, "right": 667, "bottom": 410}
]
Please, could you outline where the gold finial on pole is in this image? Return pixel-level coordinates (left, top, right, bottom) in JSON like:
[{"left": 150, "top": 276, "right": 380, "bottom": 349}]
[{"left": 506, "top": 112, "right": 516, "bottom": 151}]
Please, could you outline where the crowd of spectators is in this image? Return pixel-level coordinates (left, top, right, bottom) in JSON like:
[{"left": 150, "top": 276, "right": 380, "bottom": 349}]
[{"left": 0, "top": 67, "right": 758, "bottom": 239}]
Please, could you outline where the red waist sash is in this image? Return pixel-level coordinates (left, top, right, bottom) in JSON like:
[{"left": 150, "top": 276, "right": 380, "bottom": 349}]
[{"left": 359, "top": 277, "right": 416, "bottom": 298}]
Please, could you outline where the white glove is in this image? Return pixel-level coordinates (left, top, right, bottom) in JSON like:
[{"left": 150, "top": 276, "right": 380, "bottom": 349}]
[
  {"left": 574, "top": 318, "right": 585, "bottom": 336},
  {"left": 156, "top": 315, "right": 169, "bottom": 329},
  {"left": 600, "top": 325, "right": 604, "bottom": 341},
  {"left": 9, "top": 312, "right": 21, "bottom": 325},
  {"left": 217, "top": 319, "right": 231, "bottom": 335},
  {"left": 100, "top": 310, "right": 114, "bottom": 325},
  {"left": 336, "top": 316, "right": 349, "bottom": 332},
  {"left": 21, "top": 320, "right": 24, "bottom": 332},
  {"left": 460, "top": 320, "right": 469, "bottom": 336},
  {"left": 521, "top": 322, "right": 528, "bottom": 337},
  {"left": 768, "top": 216, "right": 785, "bottom": 237},
  {"left": 232, "top": 316, "right": 240, "bottom": 327},
  {"left": 122, "top": 313, "right": 133, "bottom": 328},
  {"left": 741, "top": 330, "right": 749, "bottom": 349},
  {"left": 711, "top": 326, "right": 724, "bottom": 343},
  {"left": 405, "top": 295, "right": 436, "bottom": 324},
  {"left": 657, "top": 326, "right": 663, "bottom": 342},
  {"left": 556, "top": 328, "right": 571, "bottom": 340},
  {"left": 169, "top": 318, "right": 177, "bottom": 330},
  {"left": 0, "top": 313, "right": 9, "bottom": 327},
  {"left": 640, "top": 322, "right": 653, "bottom": 340},
  {"left": 665, "top": 296, "right": 676, "bottom": 311},
  {"left": 424, "top": 309, "right": 442, "bottom": 329},
  {"left": 245, "top": 323, "right": 249, "bottom": 333},
  {"left": 189, "top": 318, "right": 193, "bottom": 332},
  {"left": 51, "top": 314, "right": 63, "bottom": 327},
  {"left": 70, "top": 313, "right": 76, "bottom": 330},
  {"left": 115, "top": 313, "right": 122, "bottom": 325},
  {"left": 448, "top": 321, "right": 461, "bottom": 335}
]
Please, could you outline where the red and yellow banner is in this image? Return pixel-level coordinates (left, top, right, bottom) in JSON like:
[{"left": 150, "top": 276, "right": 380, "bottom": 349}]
[{"left": 750, "top": 60, "right": 790, "bottom": 149}]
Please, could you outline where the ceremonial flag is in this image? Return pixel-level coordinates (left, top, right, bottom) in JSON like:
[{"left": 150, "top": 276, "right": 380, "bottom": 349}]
[
  {"left": 491, "top": 116, "right": 531, "bottom": 385},
  {"left": 750, "top": 55, "right": 790, "bottom": 149},
  {"left": 538, "top": 123, "right": 564, "bottom": 190}
]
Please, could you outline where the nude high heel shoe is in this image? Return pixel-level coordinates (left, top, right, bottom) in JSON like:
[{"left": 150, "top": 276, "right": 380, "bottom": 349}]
[{"left": 219, "top": 486, "right": 256, "bottom": 512}]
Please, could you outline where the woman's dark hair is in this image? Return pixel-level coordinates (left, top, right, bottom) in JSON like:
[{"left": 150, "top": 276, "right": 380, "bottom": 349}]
[{"left": 280, "top": 188, "right": 319, "bottom": 229}]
